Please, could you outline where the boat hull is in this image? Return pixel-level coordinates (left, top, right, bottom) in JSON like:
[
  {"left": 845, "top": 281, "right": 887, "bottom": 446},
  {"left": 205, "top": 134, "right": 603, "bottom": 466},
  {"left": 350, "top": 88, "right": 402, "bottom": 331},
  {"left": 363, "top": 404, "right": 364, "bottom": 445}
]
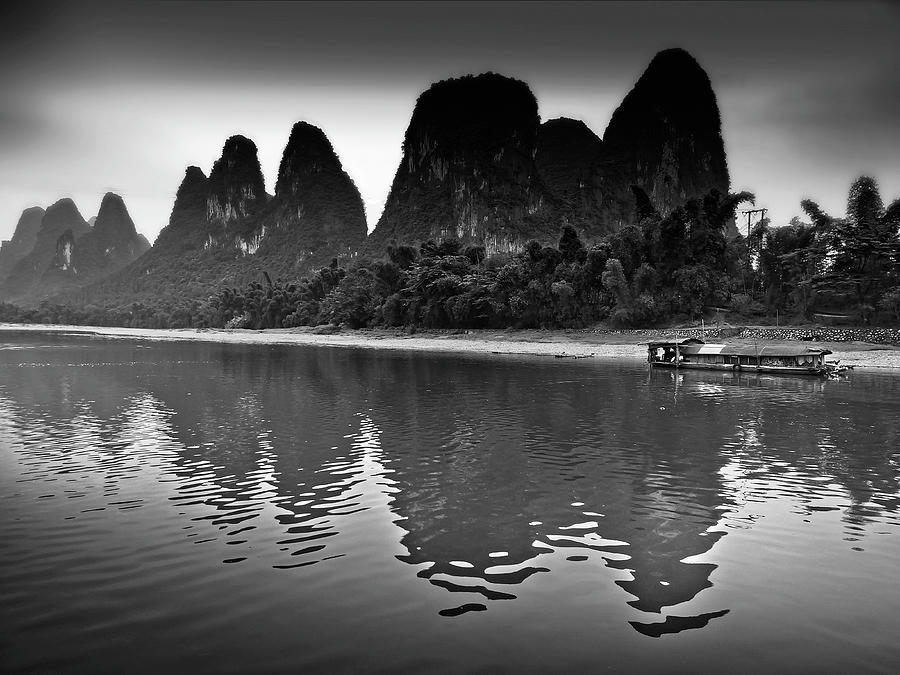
[{"left": 649, "top": 362, "right": 827, "bottom": 376}]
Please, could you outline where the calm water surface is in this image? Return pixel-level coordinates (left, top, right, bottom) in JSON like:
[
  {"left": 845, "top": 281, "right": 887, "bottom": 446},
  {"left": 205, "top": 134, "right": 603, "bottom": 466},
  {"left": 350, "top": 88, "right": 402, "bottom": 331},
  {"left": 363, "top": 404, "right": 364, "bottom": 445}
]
[{"left": 1, "top": 333, "right": 900, "bottom": 673}]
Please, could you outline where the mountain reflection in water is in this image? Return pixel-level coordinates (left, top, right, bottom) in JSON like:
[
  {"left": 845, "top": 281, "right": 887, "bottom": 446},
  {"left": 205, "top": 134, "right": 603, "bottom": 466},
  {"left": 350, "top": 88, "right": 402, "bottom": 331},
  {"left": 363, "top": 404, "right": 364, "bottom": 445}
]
[{"left": 1, "top": 333, "right": 900, "bottom": 673}]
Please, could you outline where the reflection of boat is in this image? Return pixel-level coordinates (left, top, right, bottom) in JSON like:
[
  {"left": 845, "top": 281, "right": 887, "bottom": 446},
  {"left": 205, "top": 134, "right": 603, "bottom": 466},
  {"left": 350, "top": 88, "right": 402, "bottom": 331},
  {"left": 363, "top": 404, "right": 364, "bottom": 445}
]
[{"left": 647, "top": 338, "right": 834, "bottom": 376}]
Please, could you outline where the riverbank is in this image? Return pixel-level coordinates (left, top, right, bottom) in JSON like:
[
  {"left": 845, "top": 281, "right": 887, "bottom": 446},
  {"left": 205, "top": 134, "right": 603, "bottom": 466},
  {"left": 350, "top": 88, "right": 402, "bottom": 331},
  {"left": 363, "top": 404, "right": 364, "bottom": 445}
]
[{"left": 3, "top": 322, "right": 900, "bottom": 369}]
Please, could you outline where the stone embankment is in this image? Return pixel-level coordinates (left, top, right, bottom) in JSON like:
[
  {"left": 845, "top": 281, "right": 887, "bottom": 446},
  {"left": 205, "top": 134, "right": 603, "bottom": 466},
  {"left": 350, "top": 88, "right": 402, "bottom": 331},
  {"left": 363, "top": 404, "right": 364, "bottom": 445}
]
[
  {"left": 738, "top": 327, "right": 900, "bottom": 345},
  {"left": 595, "top": 326, "right": 900, "bottom": 345}
]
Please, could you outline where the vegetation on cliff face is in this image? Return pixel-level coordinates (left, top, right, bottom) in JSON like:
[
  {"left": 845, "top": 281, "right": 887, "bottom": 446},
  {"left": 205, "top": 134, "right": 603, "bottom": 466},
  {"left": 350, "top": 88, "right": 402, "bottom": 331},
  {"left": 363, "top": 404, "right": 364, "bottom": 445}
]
[
  {"left": 205, "top": 135, "right": 269, "bottom": 230},
  {"left": 3, "top": 177, "right": 897, "bottom": 330},
  {"left": 195, "top": 187, "right": 749, "bottom": 330},
  {"left": 262, "top": 121, "right": 368, "bottom": 262},
  {"left": 58, "top": 122, "right": 367, "bottom": 316},
  {"left": 367, "top": 72, "right": 560, "bottom": 255},
  {"left": 599, "top": 48, "right": 730, "bottom": 232},
  {"left": 1, "top": 51, "right": 896, "bottom": 329},
  {"left": 369, "top": 50, "right": 733, "bottom": 255}
]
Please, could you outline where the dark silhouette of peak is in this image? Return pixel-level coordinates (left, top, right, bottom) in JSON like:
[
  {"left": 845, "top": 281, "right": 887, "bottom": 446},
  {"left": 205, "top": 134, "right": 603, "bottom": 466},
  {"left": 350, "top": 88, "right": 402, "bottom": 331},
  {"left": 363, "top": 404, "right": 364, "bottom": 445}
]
[
  {"left": 607, "top": 48, "right": 720, "bottom": 139},
  {"left": 182, "top": 165, "right": 207, "bottom": 188},
  {"left": 20, "top": 206, "right": 45, "bottom": 220},
  {"left": 265, "top": 121, "right": 367, "bottom": 263},
  {"left": 645, "top": 47, "right": 707, "bottom": 77},
  {"left": 0, "top": 206, "right": 46, "bottom": 284},
  {"left": 536, "top": 118, "right": 604, "bottom": 197},
  {"left": 275, "top": 121, "right": 344, "bottom": 196},
  {"left": 369, "top": 72, "right": 557, "bottom": 254},
  {"left": 43, "top": 198, "right": 89, "bottom": 233},
  {"left": 406, "top": 72, "right": 538, "bottom": 151},
  {"left": 541, "top": 117, "right": 600, "bottom": 140},
  {"left": 206, "top": 135, "right": 267, "bottom": 223},
  {"left": 598, "top": 47, "right": 730, "bottom": 228},
  {"left": 93, "top": 192, "right": 139, "bottom": 242},
  {"left": 149, "top": 166, "right": 209, "bottom": 252},
  {"left": 220, "top": 135, "right": 259, "bottom": 165},
  {"left": 175, "top": 166, "right": 208, "bottom": 213},
  {"left": 83, "top": 122, "right": 366, "bottom": 310},
  {"left": 535, "top": 117, "right": 607, "bottom": 236}
]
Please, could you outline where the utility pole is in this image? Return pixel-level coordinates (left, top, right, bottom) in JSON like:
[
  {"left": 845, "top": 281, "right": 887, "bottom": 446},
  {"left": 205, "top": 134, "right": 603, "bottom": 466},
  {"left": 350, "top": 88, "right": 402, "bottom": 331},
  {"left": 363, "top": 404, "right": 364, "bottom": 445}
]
[{"left": 742, "top": 208, "right": 768, "bottom": 293}]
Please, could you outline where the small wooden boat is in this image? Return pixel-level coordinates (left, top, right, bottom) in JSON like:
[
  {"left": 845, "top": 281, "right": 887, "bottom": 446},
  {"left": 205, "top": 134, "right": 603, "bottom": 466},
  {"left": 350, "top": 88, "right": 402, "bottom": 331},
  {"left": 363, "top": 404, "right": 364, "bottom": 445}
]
[{"left": 647, "top": 338, "right": 834, "bottom": 376}]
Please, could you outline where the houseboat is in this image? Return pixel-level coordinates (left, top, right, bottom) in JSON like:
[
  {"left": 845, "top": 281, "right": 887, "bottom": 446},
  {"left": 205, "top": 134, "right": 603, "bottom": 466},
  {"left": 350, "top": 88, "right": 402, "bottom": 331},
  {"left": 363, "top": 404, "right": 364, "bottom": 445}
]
[{"left": 647, "top": 338, "right": 833, "bottom": 376}]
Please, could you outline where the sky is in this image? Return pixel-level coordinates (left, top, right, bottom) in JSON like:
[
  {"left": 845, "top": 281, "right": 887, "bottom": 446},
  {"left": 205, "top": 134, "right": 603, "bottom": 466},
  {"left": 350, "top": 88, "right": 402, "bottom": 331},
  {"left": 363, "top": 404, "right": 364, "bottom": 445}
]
[{"left": 1, "top": 0, "right": 898, "bottom": 243}]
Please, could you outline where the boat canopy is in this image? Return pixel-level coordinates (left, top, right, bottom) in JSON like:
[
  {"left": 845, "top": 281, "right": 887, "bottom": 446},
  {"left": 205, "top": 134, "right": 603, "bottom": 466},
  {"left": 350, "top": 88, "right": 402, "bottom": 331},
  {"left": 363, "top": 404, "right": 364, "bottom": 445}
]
[{"left": 646, "top": 339, "right": 831, "bottom": 357}]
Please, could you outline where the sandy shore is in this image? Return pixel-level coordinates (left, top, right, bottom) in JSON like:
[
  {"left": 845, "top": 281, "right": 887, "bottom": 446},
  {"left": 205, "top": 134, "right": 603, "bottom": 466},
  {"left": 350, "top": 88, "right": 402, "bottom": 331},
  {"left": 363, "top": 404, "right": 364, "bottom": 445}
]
[{"left": 2, "top": 322, "right": 899, "bottom": 369}]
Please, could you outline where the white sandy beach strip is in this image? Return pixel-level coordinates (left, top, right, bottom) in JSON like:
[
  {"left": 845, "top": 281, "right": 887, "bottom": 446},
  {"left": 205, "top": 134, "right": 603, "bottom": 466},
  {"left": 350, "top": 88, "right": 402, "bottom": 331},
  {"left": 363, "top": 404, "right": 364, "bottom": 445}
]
[{"left": 0, "top": 323, "right": 632, "bottom": 358}]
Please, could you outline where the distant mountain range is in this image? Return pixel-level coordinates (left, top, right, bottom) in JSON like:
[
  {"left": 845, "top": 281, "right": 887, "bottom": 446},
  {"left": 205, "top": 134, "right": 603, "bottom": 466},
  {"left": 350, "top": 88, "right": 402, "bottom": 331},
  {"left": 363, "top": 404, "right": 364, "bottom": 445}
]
[
  {"left": 0, "top": 196, "right": 149, "bottom": 302},
  {"left": 0, "top": 48, "right": 730, "bottom": 306}
]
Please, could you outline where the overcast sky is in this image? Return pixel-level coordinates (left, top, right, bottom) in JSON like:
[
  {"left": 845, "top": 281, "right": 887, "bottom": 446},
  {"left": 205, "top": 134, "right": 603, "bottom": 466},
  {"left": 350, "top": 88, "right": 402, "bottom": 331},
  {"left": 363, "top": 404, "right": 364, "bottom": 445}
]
[{"left": 1, "top": 1, "right": 898, "bottom": 242}]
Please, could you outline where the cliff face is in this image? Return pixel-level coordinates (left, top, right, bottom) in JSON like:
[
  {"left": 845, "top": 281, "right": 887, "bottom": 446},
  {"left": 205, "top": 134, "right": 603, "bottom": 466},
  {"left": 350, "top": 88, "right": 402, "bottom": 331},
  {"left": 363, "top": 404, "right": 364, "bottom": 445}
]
[
  {"left": 90, "top": 192, "right": 147, "bottom": 257},
  {"left": 597, "top": 48, "right": 730, "bottom": 227},
  {"left": 261, "top": 121, "right": 367, "bottom": 266},
  {"left": 152, "top": 166, "right": 210, "bottom": 252},
  {"left": 194, "top": 127, "right": 365, "bottom": 264},
  {"left": 81, "top": 123, "right": 368, "bottom": 308},
  {"left": 205, "top": 135, "right": 268, "bottom": 228},
  {"left": 367, "top": 73, "right": 559, "bottom": 255},
  {"left": 11, "top": 50, "right": 732, "bottom": 309},
  {"left": 0, "top": 199, "right": 90, "bottom": 300},
  {"left": 369, "top": 54, "right": 728, "bottom": 252},
  {"left": 0, "top": 207, "right": 46, "bottom": 284}
]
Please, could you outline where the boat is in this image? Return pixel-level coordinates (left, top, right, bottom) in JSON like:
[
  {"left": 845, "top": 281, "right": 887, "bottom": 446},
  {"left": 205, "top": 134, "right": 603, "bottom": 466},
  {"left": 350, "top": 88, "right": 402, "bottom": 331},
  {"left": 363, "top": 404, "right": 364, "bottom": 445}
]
[{"left": 646, "top": 338, "right": 838, "bottom": 376}]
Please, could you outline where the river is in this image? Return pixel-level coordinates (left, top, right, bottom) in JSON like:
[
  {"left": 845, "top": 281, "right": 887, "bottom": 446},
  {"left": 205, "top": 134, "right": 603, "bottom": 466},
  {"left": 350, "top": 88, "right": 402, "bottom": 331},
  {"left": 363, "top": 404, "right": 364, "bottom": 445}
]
[{"left": 2, "top": 332, "right": 899, "bottom": 673}]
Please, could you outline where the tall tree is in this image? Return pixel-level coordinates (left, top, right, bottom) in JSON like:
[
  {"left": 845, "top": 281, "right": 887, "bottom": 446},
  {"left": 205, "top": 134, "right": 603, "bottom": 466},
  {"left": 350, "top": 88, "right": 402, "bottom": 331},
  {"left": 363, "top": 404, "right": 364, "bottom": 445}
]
[{"left": 801, "top": 176, "right": 899, "bottom": 321}]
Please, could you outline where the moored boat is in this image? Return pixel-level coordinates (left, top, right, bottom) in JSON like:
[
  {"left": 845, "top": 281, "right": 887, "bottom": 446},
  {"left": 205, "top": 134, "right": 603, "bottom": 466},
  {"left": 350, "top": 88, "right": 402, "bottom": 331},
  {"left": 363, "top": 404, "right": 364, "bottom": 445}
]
[{"left": 647, "top": 338, "right": 834, "bottom": 376}]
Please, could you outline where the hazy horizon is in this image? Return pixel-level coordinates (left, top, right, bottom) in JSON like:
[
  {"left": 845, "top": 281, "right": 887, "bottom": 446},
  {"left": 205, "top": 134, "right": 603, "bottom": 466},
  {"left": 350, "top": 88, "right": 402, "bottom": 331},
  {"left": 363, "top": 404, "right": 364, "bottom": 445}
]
[{"left": 2, "top": 0, "right": 898, "bottom": 243}]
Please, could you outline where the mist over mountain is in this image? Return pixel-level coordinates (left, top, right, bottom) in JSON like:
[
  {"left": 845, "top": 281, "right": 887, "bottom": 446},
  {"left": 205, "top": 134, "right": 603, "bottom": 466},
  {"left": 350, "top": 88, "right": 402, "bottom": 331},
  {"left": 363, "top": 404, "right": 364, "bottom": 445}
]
[
  {"left": 82, "top": 122, "right": 367, "bottom": 309},
  {"left": 0, "top": 195, "right": 150, "bottom": 301},
  {"left": 46, "top": 192, "right": 150, "bottom": 287},
  {"left": 0, "top": 199, "right": 91, "bottom": 301}
]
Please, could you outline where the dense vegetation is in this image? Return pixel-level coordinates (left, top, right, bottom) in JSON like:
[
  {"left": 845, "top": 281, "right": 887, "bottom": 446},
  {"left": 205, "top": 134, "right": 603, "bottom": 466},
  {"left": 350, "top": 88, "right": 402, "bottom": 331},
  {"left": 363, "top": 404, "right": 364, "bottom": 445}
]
[
  {"left": 2, "top": 177, "right": 897, "bottom": 331},
  {"left": 750, "top": 177, "right": 900, "bottom": 323}
]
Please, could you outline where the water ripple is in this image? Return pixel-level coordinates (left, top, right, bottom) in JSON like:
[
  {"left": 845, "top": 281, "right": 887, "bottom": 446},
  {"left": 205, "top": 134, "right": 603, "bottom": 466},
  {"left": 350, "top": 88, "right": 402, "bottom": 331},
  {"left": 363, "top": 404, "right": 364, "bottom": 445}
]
[{"left": 1, "top": 338, "right": 900, "bottom": 673}]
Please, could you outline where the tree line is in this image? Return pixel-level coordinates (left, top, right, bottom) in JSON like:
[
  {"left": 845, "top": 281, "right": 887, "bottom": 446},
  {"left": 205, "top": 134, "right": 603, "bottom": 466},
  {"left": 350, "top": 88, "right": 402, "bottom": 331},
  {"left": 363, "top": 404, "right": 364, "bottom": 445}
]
[{"left": 2, "top": 176, "right": 897, "bottom": 330}]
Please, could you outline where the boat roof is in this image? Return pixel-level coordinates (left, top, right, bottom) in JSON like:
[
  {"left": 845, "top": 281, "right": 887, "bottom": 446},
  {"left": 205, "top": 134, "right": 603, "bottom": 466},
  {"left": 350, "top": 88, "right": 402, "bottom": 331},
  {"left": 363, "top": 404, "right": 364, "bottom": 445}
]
[
  {"left": 646, "top": 338, "right": 704, "bottom": 348},
  {"left": 647, "top": 339, "right": 831, "bottom": 357}
]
